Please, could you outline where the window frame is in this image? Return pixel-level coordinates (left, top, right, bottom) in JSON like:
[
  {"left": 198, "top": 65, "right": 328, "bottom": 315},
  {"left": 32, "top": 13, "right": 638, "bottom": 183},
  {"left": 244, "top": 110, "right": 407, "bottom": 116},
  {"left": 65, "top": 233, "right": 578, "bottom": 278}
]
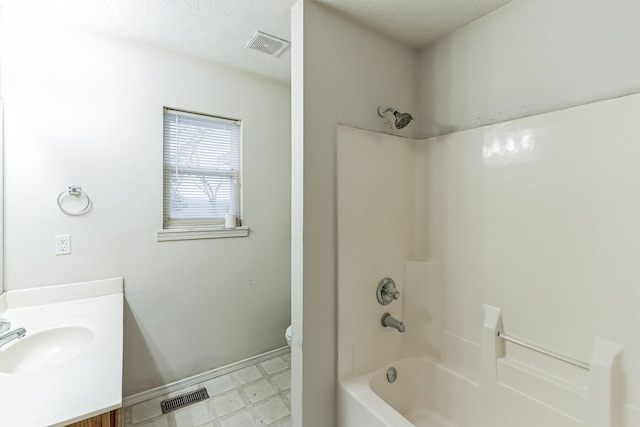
[{"left": 157, "top": 107, "right": 248, "bottom": 241}]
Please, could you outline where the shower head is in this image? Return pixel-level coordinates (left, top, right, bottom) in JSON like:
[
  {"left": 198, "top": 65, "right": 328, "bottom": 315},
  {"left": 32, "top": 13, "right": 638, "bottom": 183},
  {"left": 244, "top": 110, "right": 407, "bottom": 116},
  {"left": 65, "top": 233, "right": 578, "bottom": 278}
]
[
  {"left": 394, "top": 111, "right": 413, "bottom": 129},
  {"left": 378, "top": 106, "right": 413, "bottom": 129}
]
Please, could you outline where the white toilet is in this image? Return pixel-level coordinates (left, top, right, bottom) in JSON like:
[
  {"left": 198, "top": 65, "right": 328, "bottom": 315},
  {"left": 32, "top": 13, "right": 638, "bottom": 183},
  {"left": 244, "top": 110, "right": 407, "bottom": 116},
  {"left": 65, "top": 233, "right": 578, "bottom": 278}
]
[{"left": 285, "top": 325, "right": 292, "bottom": 347}]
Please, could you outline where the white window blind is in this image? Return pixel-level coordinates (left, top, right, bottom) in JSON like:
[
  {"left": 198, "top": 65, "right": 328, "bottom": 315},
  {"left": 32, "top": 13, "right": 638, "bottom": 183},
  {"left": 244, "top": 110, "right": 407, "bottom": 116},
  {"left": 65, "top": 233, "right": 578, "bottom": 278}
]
[{"left": 163, "top": 108, "right": 241, "bottom": 229}]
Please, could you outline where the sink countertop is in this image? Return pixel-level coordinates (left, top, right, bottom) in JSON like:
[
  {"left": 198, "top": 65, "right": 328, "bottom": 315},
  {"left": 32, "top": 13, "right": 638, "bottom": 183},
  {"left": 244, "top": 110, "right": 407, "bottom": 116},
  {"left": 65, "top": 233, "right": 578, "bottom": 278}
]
[{"left": 0, "top": 278, "right": 123, "bottom": 427}]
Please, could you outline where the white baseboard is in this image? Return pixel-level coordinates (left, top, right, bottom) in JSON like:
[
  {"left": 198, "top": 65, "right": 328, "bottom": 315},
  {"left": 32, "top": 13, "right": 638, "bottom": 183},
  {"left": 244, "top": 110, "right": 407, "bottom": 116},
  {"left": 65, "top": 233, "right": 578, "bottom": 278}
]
[{"left": 123, "top": 346, "right": 290, "bottom": 407}]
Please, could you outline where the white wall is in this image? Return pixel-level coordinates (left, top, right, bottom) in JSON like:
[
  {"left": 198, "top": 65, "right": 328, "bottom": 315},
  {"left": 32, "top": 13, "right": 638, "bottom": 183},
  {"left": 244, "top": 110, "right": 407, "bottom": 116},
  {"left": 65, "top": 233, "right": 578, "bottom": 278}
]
[
  {"left": 414, "top": 2, "right": 640, "bottom": 420},
  {"left": 418, "top": 0, "right": 640, "bottom": 138},
  {"left": 291, "top": 1, "right": 417, "bottom": 425},
  {"left": 414, "top": 1, "right": 640, "bottom": 419},
  {"left": 0, "top": 11, "right": 291, "bottom": 396}
]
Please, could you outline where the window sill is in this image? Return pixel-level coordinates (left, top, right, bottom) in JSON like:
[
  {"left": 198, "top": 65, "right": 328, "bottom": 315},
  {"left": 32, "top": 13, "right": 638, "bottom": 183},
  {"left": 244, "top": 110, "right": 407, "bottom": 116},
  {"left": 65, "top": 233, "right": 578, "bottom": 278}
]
[{"left": 156, "top": 226, "right": 249, "bottom": 242}]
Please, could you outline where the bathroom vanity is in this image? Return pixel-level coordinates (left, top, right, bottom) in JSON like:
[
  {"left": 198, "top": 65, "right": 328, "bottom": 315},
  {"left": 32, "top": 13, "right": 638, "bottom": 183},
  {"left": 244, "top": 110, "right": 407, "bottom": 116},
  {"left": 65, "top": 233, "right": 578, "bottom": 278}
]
[
  {"left": 0, "top": 278, "right": 123, "bottom": 427},
  {"left": 65, "top": 408, "right": 121, "bottom": 427}
]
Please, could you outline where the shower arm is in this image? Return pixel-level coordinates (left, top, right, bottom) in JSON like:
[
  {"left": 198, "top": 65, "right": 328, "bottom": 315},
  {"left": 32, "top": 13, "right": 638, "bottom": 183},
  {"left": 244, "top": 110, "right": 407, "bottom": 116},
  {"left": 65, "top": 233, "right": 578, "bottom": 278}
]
[{"left": 378, "top": 107, "right": 397, "bottom": 117}]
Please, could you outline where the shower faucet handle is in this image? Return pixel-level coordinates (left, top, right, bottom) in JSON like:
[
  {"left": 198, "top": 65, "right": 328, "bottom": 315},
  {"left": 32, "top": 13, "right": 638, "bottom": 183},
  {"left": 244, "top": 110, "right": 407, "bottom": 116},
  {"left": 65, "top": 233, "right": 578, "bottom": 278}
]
[{"left": 377, "top": 278, "right": 400, "bottom": 305}]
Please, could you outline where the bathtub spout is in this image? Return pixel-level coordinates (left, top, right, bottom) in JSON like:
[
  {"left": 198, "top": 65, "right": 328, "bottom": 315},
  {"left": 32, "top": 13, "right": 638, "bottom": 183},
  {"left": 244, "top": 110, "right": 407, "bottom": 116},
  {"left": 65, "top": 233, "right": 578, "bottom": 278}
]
[{"left": 381, "top": 313, "right": 405, "bottom": 332}]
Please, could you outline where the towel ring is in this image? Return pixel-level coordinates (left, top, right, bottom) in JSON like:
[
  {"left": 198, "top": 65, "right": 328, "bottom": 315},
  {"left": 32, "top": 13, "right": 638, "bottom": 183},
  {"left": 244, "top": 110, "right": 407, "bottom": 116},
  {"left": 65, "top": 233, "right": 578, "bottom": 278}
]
[{"left": 57, "top": 186, "right": 92, "bottom": 216}]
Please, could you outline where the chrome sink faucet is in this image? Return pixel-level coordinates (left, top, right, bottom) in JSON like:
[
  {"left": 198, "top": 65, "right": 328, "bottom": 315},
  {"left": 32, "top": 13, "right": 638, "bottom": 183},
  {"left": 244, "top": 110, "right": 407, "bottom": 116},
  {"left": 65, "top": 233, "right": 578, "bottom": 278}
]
[
  {"left": 381, "top": 312, "right": 405, "bottom": 332},
  {"left": 0, "top": 318, "right": 27, "bottom": 349}
]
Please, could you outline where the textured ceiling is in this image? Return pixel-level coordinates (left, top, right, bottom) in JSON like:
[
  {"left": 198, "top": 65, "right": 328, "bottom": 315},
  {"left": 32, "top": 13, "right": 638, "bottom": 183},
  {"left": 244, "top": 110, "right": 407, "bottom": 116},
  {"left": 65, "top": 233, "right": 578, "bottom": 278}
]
[
  {"left": 319, "top": 0, "right": 512, "bottom": 47},
  {"left": 0, "top": 0, "right": 512, "bottom": 82}
]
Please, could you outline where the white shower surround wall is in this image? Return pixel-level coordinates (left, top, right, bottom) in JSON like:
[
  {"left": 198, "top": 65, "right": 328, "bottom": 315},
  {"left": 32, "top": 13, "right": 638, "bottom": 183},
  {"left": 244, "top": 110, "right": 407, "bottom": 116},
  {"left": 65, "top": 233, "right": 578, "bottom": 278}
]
[{"left": 337, "top": 93, "right": 640, "bottom": 426}]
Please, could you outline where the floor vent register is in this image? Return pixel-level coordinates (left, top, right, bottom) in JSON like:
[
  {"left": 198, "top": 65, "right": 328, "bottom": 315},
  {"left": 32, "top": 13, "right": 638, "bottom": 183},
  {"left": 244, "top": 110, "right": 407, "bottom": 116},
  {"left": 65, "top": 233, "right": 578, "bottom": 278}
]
[{"left": 160, "top": 387, "right": 209, "bottom": 414}]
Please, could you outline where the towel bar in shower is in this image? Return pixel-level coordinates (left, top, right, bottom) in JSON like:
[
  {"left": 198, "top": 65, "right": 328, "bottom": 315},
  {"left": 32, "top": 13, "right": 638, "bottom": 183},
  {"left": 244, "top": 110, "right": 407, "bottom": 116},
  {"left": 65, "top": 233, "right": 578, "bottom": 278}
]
[{"left": 497, "top": 331, "right": 590, "bottom": 370}]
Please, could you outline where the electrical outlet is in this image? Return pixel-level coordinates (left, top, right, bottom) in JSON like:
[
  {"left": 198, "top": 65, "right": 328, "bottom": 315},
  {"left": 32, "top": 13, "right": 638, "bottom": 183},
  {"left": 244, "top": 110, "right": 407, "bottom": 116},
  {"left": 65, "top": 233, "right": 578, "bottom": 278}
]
[{"left": 55, "top": 234, "right": 71, "bottom": 255}]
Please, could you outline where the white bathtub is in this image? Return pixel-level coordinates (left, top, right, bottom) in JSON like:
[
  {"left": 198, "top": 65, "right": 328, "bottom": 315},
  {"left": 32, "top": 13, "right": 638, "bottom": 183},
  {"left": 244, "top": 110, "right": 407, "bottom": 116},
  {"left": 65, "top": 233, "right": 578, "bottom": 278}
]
[
  {"left": 339, "top": 357, "right": 479, "bottom": 427},
  {"left": 338, "top": 305, "right": 625, "bottom": 427}
]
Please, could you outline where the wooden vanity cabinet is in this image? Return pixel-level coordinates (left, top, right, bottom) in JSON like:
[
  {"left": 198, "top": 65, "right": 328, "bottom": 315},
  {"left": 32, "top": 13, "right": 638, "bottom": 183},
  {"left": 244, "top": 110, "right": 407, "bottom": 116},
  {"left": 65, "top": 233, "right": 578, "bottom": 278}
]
[{"left": 65, "top": 408, "right": 121, "bottom": 427}]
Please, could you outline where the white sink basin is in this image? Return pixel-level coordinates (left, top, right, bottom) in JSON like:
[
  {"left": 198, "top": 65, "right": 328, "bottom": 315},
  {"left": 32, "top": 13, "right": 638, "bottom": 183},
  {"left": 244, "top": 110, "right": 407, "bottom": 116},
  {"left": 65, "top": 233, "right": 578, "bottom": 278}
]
[
  {"left": 0, "top": 278, "right": 123, "bottom": 427},
  {"left": 0, "top": 325, "right": 95, "bottom": 374}
]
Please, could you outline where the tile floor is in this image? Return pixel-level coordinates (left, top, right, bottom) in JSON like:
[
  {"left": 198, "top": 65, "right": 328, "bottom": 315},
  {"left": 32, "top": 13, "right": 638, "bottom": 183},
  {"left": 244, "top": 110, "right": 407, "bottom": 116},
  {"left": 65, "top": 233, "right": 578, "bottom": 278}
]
[{"left": 124, "top": 352, "right": 291, "bottom": 427}]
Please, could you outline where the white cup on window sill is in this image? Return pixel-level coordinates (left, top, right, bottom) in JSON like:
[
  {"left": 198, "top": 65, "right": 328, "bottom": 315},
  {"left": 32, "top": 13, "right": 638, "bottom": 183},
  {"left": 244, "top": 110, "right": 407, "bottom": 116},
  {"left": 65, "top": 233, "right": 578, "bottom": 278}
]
[{"left": 225, "top": 214, "right": 236, "bottom": 229}]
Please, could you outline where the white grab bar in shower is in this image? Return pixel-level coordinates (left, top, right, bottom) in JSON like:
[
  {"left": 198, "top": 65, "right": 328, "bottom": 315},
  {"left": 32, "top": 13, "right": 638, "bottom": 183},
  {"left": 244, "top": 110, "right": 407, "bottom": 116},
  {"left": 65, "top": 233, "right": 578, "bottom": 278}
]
[{"left": 497, "top": 331, "right": 590, "bottom": 370}]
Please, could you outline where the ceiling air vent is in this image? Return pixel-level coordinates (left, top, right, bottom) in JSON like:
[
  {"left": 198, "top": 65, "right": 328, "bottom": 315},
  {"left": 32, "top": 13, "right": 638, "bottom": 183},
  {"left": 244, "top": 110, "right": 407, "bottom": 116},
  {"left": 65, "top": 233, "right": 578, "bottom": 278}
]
[{"left": 245, "top": 31, "right": 290, "bottom": 57}]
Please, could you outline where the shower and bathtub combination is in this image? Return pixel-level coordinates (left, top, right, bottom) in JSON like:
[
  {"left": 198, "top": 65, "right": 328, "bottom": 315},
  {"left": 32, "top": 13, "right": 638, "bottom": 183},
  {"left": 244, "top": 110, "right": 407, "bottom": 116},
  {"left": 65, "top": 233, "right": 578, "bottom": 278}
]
[{"left": 335, "top": 96, "right": 637, "bottom": 426}]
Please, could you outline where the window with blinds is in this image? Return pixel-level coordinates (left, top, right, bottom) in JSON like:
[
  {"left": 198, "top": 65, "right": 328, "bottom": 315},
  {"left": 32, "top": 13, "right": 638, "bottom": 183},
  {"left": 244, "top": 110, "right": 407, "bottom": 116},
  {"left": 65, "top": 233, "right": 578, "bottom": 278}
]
[{"left": 163, "top": 108, "right": 241, "bottom": 229}]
